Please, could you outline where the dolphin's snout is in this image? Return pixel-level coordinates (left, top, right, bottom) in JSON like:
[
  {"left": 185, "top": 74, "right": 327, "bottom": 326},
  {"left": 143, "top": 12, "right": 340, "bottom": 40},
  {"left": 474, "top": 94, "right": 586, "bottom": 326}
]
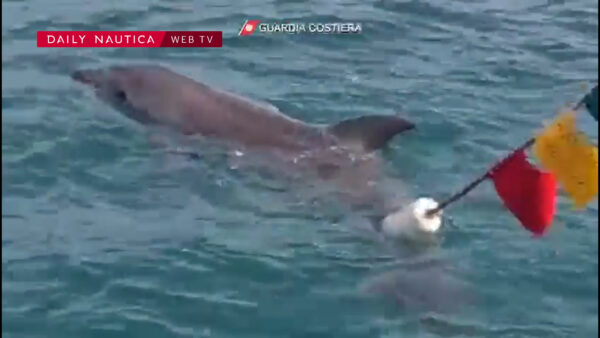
[
  {"left": 71, "top": 69, "right": 101, "bottom": 86},
  {"left": 397, "top": 117, "right": 415, "bottom": 131},
  {"left": 71, "top": 70, "right": 87, "bottom": 83}
]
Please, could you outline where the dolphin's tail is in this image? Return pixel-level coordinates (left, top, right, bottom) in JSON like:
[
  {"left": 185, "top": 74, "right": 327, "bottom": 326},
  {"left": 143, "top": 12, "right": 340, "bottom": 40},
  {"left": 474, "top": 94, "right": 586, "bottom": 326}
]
[{"left": 327, "top": 115, "right": 415, "bottom": 152}]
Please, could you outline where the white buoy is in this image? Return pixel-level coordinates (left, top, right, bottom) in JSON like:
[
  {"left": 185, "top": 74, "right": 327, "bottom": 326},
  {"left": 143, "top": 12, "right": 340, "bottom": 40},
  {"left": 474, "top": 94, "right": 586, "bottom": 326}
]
[{"left": 381, "top": 197, "right": 443, "bottom": 240}]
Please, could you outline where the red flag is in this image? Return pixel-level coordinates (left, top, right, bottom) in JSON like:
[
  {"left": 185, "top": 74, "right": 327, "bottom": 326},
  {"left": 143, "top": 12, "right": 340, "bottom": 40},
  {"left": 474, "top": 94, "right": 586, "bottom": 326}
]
[{"left": 488, "top": 149, "right": 557, "bottom": 235}]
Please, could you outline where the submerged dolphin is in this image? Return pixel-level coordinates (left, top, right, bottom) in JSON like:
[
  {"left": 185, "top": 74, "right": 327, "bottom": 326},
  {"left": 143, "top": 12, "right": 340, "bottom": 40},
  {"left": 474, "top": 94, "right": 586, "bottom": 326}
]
[{"left": 71, "top": 65, "right": 417, "bottom": 218}]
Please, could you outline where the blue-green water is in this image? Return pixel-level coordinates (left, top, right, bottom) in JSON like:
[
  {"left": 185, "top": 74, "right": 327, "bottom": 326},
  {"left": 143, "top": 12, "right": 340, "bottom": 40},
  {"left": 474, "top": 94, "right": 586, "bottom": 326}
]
[{"left": 2, "top": 0, "right": 598, "bottom": 337}]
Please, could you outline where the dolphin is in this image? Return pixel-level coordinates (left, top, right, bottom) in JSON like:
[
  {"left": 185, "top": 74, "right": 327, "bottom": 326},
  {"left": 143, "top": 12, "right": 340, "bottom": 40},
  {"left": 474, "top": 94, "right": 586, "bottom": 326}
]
[
  {"left": 71, "top": 64, "right": 416, "bottom": 218},
  {"left": 71, "top": 65, "right": 414, "bottom": 153}
]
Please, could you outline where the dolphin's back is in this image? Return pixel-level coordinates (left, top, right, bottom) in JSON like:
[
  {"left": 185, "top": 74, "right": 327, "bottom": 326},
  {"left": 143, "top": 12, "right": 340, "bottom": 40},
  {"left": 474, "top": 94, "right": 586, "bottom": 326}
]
[
  {"left": 72, "top": 64, "right": 415, "bottom": 153},
  {"left": 185, "top": 79, "right": 327, "bottom": 151},
  {"left": 84, "top": 65, "right": 327, "bottom": 150}
]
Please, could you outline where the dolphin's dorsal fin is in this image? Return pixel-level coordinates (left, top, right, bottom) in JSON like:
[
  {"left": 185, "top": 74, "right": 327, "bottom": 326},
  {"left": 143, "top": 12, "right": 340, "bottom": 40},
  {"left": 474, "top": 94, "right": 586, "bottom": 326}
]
[{"left": 327, "top": 115, "right": 415, "bottom": 152}]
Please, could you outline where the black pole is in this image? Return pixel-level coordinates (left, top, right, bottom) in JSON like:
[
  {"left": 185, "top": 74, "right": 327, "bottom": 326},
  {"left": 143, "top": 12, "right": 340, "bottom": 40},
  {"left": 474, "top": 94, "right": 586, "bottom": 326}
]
[
  {"left": 425, "top": 92, "right": 591, "bottom": 217},
  {"left": 425, "top": 138, "right": 534, "bottom": 217}
]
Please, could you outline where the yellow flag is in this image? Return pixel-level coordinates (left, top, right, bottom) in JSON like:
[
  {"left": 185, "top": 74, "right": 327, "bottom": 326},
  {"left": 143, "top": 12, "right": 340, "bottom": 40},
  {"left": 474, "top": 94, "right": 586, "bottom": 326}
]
[{"left": 533, "top": 110, "right": 598, "bottom": 209}]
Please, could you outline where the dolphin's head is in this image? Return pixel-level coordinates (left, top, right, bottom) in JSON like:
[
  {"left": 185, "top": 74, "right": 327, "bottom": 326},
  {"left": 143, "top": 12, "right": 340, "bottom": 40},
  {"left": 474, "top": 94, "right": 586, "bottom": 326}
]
[
  {"left": 71, "top": 66, "right": 160, "bottom": 124},
  {"left": 72, "top": 67, "right": 131, "bottom": 98}
]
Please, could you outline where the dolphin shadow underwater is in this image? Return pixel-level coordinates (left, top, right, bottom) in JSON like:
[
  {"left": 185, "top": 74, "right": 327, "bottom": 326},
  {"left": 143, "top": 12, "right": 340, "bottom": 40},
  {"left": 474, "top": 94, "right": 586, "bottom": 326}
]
[{"left": 71, "top": 64, "right": 430, "bottom": 235}]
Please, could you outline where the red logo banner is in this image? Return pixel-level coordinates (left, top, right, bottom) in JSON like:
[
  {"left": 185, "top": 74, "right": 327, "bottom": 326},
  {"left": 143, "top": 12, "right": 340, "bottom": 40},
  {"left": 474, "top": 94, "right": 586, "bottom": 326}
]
[{"left": 37, "top": 31, "right": 223, "bottom": 48}]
